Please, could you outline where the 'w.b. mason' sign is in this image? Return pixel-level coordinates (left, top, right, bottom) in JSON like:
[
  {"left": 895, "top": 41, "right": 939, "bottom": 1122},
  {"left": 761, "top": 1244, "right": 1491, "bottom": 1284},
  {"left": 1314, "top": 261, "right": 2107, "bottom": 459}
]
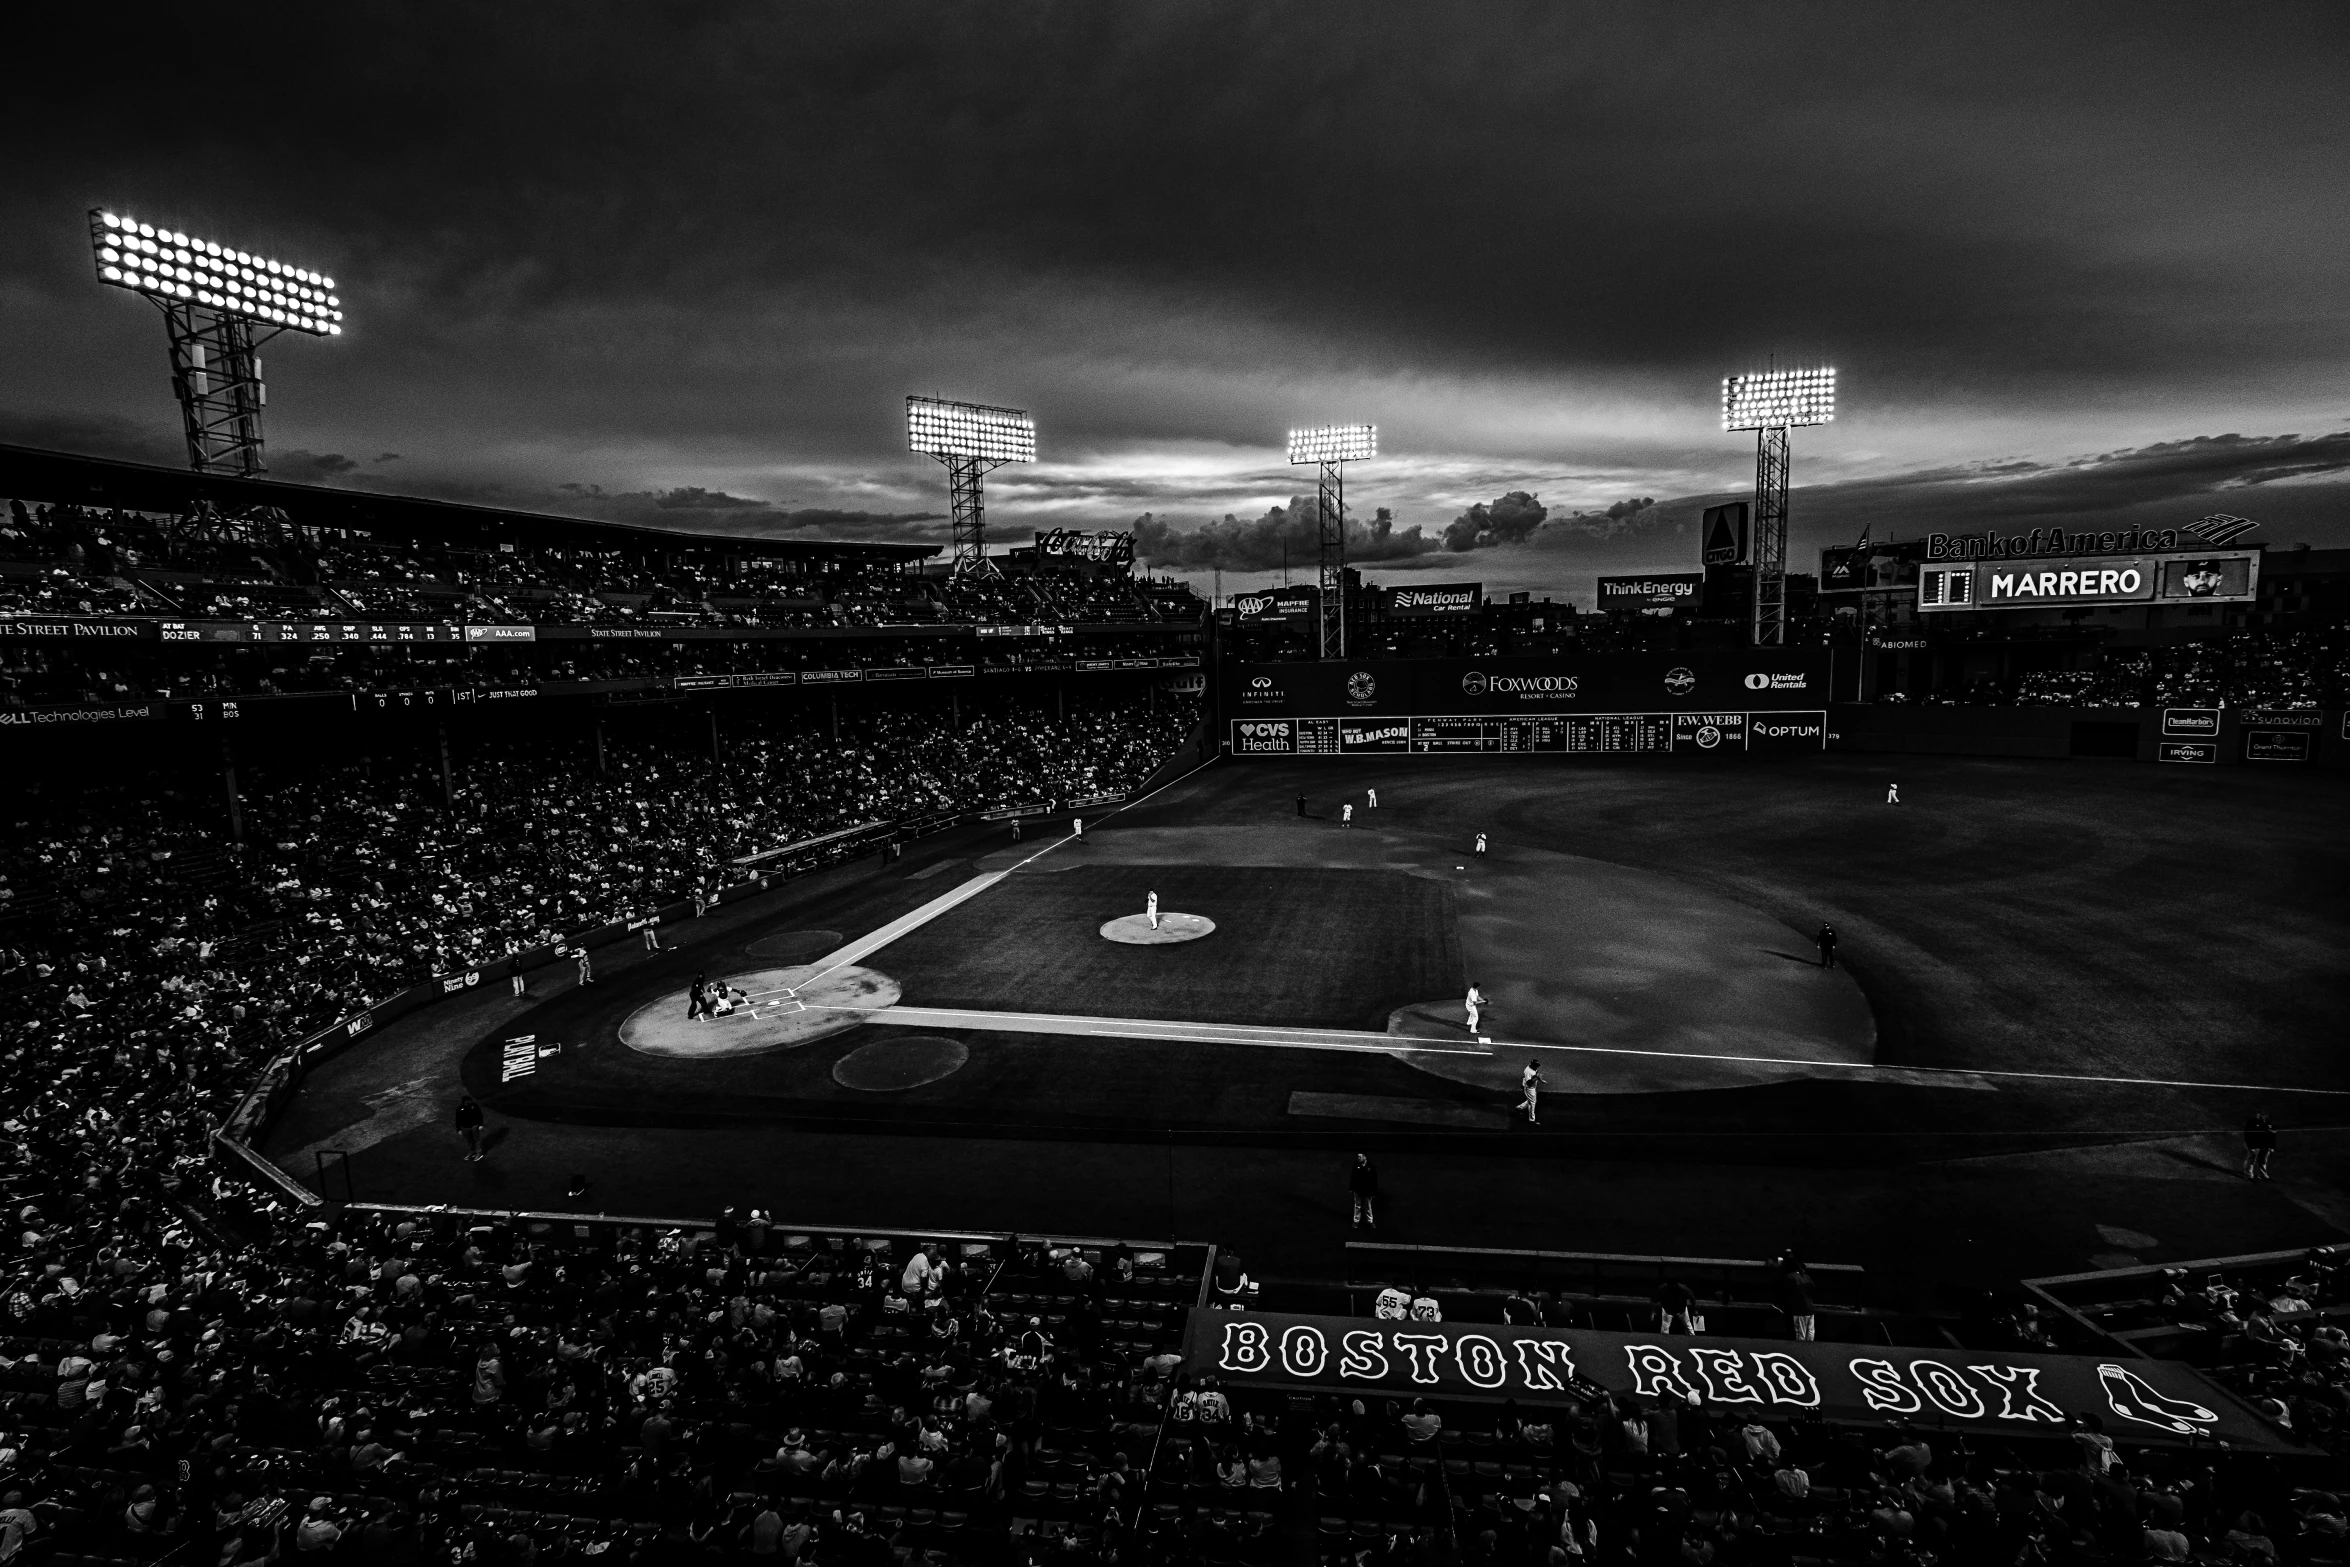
[{"left": 1183, "top": 1311, "right": 2288, "bottom": 1451}]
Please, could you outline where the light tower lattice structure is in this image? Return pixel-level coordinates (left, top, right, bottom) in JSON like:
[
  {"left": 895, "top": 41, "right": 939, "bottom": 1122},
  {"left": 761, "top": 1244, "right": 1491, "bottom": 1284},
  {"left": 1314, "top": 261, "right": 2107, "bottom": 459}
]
[
  {"left": 907, "top": 396, "right": 1036, "bottom": 579},
  {"left": 1721, "top": 368, "right": 1835, "bottom": 647},
  {"left": 1287, "top": 423, "right": 1376, "bottom": 660},
  {"left": 88, "top": 209, "right": 344, "bottom": 477}
]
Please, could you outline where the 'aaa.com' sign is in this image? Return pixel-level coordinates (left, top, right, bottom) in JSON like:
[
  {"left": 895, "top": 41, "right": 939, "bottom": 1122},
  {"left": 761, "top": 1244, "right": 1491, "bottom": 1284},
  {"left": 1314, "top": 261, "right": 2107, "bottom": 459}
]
[{"left": 1183, "top": 1311, "right": 2289, "bottom": 1451}]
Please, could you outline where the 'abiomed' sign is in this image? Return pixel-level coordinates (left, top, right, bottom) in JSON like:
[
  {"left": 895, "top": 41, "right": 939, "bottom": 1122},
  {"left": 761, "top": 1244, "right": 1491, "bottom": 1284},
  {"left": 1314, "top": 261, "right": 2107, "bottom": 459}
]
[{"left": 1182, "top": 1311, "right": 2289, "bottom": 1450}]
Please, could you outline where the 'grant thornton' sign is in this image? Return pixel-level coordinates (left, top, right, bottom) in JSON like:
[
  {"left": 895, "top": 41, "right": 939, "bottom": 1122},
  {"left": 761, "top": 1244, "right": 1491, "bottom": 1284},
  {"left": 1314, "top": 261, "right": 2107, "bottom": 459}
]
[{"left": 1182, "top": 1311, "right": 2289, "bottom": 1451}]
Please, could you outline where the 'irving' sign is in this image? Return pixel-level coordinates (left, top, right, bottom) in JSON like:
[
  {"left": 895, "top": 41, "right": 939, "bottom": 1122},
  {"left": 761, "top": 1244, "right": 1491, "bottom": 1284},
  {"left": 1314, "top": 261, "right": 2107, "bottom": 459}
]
[{"left": 1183, "top": 1311, "right": 2288, "bottom": 1450}]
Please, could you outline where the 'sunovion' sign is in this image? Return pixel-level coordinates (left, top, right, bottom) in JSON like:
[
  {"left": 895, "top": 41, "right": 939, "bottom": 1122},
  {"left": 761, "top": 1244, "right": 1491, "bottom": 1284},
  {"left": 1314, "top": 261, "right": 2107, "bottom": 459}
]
[
  {"left": 1184, "top": 1311, "right": 2287, "bottom": 1450},
  {"left": 1925, "top": 526, "right": 2187, "bottom": 562}
]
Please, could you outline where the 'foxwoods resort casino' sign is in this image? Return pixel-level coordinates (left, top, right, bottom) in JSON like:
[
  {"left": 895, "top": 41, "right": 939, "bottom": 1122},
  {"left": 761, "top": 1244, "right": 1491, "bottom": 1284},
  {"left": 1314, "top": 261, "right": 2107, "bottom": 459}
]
[{"left": 1182, "top": 1311, "right": 2292, "bottom": 1451}]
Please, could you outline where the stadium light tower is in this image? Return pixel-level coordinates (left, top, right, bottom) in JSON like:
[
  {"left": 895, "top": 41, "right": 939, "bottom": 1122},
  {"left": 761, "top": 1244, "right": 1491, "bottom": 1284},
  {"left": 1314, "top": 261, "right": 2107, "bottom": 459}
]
[
  {"left": 1287, "top": 423, "right": 1376, "bottom": 660},
  {"left": 88, "top": 209, "right": 344, "bottom": 478},
  {"left": 907, "top": 396, "right": 1036, "bottom": 578},
  {"left": 1722, "top": 367, "right": 1835, "bottom": 647}
]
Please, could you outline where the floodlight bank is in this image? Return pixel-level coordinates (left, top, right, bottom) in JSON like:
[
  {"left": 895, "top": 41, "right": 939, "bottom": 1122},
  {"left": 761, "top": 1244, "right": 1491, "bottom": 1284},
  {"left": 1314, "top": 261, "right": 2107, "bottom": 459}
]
[{"left": 89, "top": 210, "right": 342, "bottom": 337}]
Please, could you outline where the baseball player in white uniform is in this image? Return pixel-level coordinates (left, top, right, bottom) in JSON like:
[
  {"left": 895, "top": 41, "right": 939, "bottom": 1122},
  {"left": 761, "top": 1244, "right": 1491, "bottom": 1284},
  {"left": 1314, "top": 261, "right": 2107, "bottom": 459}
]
[{"left": 1145, "top": 890, "right": 1160, "bottom": 930}]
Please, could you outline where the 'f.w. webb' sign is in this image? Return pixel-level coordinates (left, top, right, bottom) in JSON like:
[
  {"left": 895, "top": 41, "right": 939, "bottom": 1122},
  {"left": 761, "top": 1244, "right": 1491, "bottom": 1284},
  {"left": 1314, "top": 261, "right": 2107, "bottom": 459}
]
[{"left": 1184, "top": 1311, "right": 2289, "bottom": 1452}]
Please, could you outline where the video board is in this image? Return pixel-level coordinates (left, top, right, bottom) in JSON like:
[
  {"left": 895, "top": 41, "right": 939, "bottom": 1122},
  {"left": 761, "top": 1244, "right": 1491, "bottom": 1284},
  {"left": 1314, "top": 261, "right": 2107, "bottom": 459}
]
[{"left": 1917, "top": 550, "right": 2259, "bottom": 612}]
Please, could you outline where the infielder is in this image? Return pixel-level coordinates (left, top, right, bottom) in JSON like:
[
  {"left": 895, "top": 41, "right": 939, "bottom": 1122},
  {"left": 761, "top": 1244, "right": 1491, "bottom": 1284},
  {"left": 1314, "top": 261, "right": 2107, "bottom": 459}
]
[
  {"left": 1519, "top": 1058, "right": 1544, "bottom": 1123},
  {"left": 1464, "top": 981, "right": 1487, "bottom": 1037}
]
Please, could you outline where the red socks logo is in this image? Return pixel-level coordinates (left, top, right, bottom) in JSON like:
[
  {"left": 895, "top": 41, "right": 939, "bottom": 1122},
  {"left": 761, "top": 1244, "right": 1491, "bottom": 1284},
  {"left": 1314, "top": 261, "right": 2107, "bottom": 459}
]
[{"left": 2098, "top": 1364, "right": 2218, "bottom": 1435}]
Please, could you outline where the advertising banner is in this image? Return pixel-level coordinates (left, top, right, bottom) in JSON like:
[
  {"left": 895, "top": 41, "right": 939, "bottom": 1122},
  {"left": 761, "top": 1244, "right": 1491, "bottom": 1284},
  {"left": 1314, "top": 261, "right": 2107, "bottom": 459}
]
[
  {"left": 1819, "top": 544, "right": 1925, "bottom": 596},
  {"left": 1233, "top": 584, "right": 1321, "bottom": 622},
  {"left": 1701, "top": 503, "right": 1748, "bottom": 566},
  {"left": 2161, "top": 708, "right": 2220, "bottom": 736},
  {"left": 1416, "top": 653, "right": 1829, "bottom": 716},
  {"left": 1183, "top": 1310, "right": 2290, "bottom": 1451},
  {"left": 0, "top": 616, "right": 155, "bottom": 641},
  {"left": 1224, "top": 654, "right": 1832, "bottom": 724},
  {"left": 1033, "top": 529, "right": 1136, "bottom": 568},
  {"left": 2245, "top": 730, "right": 2312, "bottom": 762},
  {"left": 1596, "top": 575, "right": 1703, "bottom": 613},
  {"left": 2158, "top": 741, "right": 2218, "bottom": 764},
  {"left": 673, "top": 672, "right": 799, "bottom": 691},
  {"left": 1385, "top": 582, "right": 1483, "bottom": 617},
  {"left": 1229, "top": 662, "right": 1412, "bottom": 718}
]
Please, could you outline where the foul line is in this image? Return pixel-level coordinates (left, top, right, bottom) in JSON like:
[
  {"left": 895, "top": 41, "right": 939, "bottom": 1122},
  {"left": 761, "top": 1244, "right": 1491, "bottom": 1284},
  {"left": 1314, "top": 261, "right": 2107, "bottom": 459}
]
[
  {"left": 793, "top": 871, "right": 1008, "bottom": 989},
  {"left": 819, "top": 1003, "right": 1491, "bottom": 1057},
  {"left": 1468, "top": 1035, "right": 2350, "bottom": 1098},
  {"left": 798, "top": 996, "right": 2350, "bottom": 1092}
]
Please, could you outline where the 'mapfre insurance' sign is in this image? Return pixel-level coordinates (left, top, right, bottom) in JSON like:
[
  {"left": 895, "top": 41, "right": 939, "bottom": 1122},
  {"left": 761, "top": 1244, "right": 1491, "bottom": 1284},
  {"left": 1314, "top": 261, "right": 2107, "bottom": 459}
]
[{"left": 1182, "top": 1311, "right": 2289, "bottom": 1450}]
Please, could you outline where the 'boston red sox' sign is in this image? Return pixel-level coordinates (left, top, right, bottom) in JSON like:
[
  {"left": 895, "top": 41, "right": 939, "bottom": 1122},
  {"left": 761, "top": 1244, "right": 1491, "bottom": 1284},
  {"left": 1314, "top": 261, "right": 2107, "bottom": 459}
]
[{"left": 1183, "top": 1311, "right": 2290, "bottom": 1451}]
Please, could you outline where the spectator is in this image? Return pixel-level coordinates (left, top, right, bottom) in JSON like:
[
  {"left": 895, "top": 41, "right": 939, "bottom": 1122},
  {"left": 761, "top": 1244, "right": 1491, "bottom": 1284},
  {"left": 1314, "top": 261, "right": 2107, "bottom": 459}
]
[{"left": 1348, "top": 1153, "right": 1380, "bottom": 1230}]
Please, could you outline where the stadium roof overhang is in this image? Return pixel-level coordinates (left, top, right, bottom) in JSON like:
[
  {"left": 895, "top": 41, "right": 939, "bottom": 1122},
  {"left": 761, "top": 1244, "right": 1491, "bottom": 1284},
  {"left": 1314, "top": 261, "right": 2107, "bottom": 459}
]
[{"left": 0, "top": 442, "right": 941, "bottom": 566}]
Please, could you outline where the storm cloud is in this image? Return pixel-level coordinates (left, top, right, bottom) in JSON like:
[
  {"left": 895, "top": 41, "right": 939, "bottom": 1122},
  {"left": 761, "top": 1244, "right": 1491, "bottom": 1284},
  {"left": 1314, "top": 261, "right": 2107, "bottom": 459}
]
[
  {"left": 2, "top": 4, "right": 2345, "bottom": 575},
  {"left": 1134, "top": 499, "right": 1439, "bottom": 573}
]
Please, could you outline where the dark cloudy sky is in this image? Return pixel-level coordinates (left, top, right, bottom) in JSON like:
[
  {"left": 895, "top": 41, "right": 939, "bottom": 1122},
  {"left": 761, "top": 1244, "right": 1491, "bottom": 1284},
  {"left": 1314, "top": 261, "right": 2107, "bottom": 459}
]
[{"left": 7, "top": 2, "right": 2347, "bottom": 604}]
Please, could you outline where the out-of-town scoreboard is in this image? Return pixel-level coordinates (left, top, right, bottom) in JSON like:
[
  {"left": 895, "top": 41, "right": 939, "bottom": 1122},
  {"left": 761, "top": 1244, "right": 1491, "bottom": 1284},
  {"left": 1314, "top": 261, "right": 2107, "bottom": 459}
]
[{"left": 1224, "top": 652, "right": 1831, "bottom": 757}]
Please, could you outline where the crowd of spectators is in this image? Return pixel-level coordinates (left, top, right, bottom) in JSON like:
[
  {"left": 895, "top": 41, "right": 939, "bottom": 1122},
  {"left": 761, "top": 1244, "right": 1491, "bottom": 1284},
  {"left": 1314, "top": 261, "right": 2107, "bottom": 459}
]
[
  {"left": 1285, "top": 1378, "right": 2344, "bottom": 1566},
  {"left": 0, "top": 500, "right": 1198, "bottom": 636},
  {"left": 0, "top": 1193, "right": 1197, "bottom": 1567},
  {"left": 2, "top": 692, "right": 1196, "bottom": 1034},
  {"left": 0, "top": 692, "right": 1207, "bottom": 1562},
  {"left": 2038, "top": 1251, "right": 2350, "bottom": 1458},
  {"left": 2002, "top": 633, "right": 2350, "bottom": 711},
  {"left": 0, "top": 634, "right": 1194, "bottom": 712}
]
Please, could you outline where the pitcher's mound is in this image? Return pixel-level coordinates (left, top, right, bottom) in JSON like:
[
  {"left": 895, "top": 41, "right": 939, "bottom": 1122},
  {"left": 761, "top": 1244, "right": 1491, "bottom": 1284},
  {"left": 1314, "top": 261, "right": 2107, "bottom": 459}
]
[
  {"left": 620, "top": 964, "right": 900, "bottom": 1058},
  {"left": 1100, "top": 912, "right": 1216, "bottom": 945},
  {"left": 833, "top": 1035, "right": 970, "bottom": 1091}
]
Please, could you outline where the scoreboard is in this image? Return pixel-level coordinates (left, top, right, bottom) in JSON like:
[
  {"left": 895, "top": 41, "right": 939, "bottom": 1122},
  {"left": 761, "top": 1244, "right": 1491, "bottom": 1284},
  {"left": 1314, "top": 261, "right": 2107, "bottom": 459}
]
[{"left": 1231, "top": 710, "right": 1824, "bottom": 756}]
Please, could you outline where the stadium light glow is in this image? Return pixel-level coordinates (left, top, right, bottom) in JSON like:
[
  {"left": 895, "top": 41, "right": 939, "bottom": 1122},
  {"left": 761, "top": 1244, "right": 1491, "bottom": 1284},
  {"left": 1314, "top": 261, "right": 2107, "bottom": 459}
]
[
  {"left": 89, "top": 209, "right": 343, "bottom": 336},
  {"left": 1722, "top": 367, "right": 1835, "bottom": 430},
  {"left": 1287, "top": 424, "right": 1377, "bottom": 465},
  {"left": 906, "top": 396, "right": 1036, "bottom": 463}
]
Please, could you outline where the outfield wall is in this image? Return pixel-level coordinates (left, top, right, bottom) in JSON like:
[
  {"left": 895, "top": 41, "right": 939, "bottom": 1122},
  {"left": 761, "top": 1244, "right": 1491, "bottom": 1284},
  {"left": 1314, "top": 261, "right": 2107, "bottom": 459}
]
[
  {"left": 1825, "top": 704, "right": 2345, "bottom": 768},
  {"left": 1219, "top": 652, "right": 1834, "bottom": 757},
  {"left": 1211, "top": 654, "right": 2340, "bottom": 768}
]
